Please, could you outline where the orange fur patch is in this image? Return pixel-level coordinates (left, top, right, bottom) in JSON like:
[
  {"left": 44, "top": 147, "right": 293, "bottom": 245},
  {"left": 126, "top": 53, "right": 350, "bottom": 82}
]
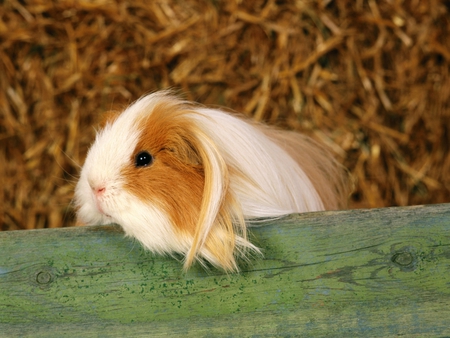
[{"left": 121, "top": 101, "right": 205, "bottom": 235}]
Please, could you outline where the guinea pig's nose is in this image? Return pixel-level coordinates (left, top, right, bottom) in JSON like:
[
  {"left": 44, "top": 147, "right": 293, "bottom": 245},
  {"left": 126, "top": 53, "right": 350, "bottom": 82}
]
[
  {"left": 88, "top": 179, "right": 106, "bottom": 197},
  {"left": 93, "top": 186, "right": 106, "bottom": 197}
]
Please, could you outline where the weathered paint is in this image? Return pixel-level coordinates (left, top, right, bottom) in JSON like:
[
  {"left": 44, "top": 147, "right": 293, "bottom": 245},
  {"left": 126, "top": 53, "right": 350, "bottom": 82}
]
[{"left": 0, "top": 204, "right": 449, "bottom": 337}]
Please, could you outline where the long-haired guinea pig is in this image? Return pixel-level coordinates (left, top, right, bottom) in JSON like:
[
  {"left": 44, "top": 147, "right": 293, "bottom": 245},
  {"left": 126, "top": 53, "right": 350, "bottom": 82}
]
[{"left": 74, "top": 90, "right": 351, "bottom": 272}]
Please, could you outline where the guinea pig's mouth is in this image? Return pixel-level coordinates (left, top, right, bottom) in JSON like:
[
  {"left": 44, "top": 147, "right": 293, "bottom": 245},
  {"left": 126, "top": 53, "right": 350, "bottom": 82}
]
[
  {"left": 100, "top": 213, "right": 114, "bottom": 225},
  {"left": 96, "top": 204, "right": 112, "bottom": 219},
  {"left": 95, "top": 200, "right": 112, "bottom": 219},
  {"left": 101, "top": 210, "right": 113, "bottom": 219}
]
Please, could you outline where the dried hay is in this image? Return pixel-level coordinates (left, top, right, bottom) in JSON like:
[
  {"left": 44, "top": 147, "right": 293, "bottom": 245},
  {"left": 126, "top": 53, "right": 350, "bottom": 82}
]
[{"left": 1, "top": 0, "right": 449, "bottom": 231}]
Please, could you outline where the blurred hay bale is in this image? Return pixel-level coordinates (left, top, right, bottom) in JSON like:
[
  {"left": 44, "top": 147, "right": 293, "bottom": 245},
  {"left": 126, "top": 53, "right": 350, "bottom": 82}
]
[{"left": 1, "top": 0, "right": 449, "bottom": 230}]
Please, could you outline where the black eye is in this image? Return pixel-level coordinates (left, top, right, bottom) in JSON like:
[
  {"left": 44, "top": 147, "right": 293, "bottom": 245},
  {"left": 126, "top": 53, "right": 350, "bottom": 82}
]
[{"left": 135, "top": 151, "right": 153, "bottom": 167}]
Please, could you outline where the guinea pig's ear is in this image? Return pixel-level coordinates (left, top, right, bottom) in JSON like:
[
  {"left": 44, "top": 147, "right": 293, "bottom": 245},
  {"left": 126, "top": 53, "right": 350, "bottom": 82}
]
[{"left": 169, "top": 137, "right": 202, "bottom": 167}]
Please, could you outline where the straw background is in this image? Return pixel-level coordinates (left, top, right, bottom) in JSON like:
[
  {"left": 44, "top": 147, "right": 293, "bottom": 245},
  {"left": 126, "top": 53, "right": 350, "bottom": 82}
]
[{"left": 1, "top": 0, "right": 449, "bottom": 231}]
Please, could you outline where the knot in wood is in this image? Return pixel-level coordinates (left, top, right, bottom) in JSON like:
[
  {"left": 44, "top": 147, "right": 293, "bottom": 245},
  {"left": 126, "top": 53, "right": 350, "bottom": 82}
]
[
  {"left": 36, "top": 271, "right": 53, "bottom": 285},
  {"left": 392, "top": 251, "right": 414, "bottom": 267}
]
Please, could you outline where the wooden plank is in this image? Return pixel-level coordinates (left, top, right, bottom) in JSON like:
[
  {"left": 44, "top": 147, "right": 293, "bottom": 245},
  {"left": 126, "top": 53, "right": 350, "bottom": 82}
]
[{"left": 1, "top": 204, "right": 449, "bottom": 337}]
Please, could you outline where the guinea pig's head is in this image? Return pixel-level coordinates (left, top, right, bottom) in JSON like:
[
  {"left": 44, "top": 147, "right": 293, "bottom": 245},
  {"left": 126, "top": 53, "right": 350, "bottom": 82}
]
[{"left": 74, "top": 92, "right": 251, "bottom": 272}]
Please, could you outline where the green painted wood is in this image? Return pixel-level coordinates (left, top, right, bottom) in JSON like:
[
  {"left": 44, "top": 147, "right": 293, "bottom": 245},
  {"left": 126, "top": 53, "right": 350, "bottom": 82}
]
[{"left": 1, "top": 204, "right": 449, "bottom": 337}]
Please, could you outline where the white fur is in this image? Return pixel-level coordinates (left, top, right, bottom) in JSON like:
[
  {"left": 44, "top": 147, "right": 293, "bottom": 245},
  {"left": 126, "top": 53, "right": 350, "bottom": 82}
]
[
  {"left": 75, "top": 91, "right": 330, "bottom": 270},
  {"left": 191, "top": 108, "right": 324, "bottom": 217}
]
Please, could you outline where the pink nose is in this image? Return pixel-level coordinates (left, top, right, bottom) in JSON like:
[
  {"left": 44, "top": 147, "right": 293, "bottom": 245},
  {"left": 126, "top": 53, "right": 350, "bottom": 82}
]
[
  {"left": 94, "top": 186, "right": 106, "bottom": 196},
  {"left": 92, "top": 186, "right": 106, "bottom": 214}
]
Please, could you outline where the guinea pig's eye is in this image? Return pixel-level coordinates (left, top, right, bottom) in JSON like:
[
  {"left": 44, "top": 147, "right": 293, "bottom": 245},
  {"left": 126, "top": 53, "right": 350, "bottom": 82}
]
[{"left": 135, "top": 151, "right": 153, "bottom": 167}]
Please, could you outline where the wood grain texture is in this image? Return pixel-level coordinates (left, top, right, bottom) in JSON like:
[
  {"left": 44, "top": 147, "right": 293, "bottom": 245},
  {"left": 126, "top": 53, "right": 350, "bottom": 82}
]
[{"left": 1, "top": 204, "right": 449, "bottom": 337}]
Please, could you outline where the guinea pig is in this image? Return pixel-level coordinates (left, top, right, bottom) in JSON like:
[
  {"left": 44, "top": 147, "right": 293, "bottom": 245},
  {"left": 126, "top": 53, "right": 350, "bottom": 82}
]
[{"left": 74, "top": 90, "right": 351, "bottom": 272}]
